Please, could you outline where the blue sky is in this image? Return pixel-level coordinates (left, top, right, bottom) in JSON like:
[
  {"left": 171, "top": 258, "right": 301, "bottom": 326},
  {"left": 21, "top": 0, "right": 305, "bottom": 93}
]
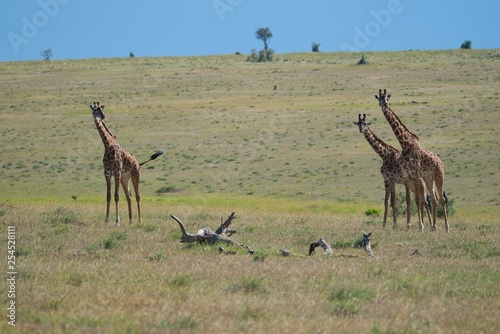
[{"left": 1, "top": 0, "right": 499, "bottom": 62}]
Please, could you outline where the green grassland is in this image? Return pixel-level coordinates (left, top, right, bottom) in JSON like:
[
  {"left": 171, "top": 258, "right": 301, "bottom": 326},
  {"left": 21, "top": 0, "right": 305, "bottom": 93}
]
[{"left": 1, "top": 50, "right": 500, "bottom": 333}]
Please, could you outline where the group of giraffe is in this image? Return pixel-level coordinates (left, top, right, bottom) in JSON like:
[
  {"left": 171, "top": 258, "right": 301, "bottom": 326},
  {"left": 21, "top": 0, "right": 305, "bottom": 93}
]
[
  {"left": 90, "top": 102, "right": 163, "bottom": 226},
  {"left": 354, "top": 89, "right": 449, "bottom": 233},
  {"left": 91, "top": 91, "right": 448, "bottom": 233}
]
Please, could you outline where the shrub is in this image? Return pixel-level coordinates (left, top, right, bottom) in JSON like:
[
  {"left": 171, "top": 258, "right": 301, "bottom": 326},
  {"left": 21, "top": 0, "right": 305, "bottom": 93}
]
[
  {"left": 246, "top": 48, "right": 274, "bottom": 62},
  {"left": 395, "top": 192, "right": 418, "bottom": 217},
  {"left": 460, "top": 40, "right": 472, "bottom": 49},
  {"left": 259, "top": 49, "right": 274, "bottom": 62},
  {"left": 103, "top": 231, "right": 127, "bottom": 250},
  {"left": 46, "top": 207, "right": 82, "bottom": 226},
  {"left": 155, "top": 186, "right": 180, "bottom": 194},
  {"left": 395, "top": 192, "right": 456, "bottom": 218},
  {"left": 357, "top": 55, "right": 367, "bottom": 65},
  {"left": 364, "top": 208, "right": 380, "bottom": 216},
  {"left": 247, "top": 48, "right": 259, "bottom": 62},
  {"left": 311, "top": 42, "right": 321, "bottom": 52}
]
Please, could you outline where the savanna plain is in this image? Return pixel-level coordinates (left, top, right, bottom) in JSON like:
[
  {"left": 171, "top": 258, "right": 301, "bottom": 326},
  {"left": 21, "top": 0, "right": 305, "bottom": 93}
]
[{"left": 1, "top": 50, "right": 499, "bottom": 333}]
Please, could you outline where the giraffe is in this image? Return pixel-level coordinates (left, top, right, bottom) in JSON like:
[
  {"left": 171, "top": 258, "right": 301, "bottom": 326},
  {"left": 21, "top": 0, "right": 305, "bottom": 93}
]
[
  {"left": 90, "top": 102, "right": 164, "bottom": 226},
  {"left": 354, "top": 113, "right": 431, "bottom": 229},
  {"left": 375, "top": 90, "right": 449, "bottom": 233}
]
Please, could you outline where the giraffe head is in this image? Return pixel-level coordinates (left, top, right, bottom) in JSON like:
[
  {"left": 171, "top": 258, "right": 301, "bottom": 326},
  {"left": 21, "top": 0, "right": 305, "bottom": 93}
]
[
  {"left": 90, "top": 102, "right": 106, "bottom": 120},
  {"left": 374, "top": 89, "right": 391, "bottom": 109},
  {"left": 353, "top": 113, "right": 372, "bottom": 133}
]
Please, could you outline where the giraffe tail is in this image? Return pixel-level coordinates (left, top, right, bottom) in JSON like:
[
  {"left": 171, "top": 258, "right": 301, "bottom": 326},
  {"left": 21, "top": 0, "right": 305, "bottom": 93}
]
[{"left": 139, "top": 150, "right": 165, "bottom": 166}]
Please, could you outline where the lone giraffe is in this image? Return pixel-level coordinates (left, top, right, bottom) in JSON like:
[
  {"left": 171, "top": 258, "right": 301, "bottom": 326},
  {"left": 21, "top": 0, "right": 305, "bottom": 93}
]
[
  {"left": 354, "top": 113, "right": 431, "bottom": 229},
  {"left": 375, "top": 90, "right": 449, "bottom": 233},
  {"left": 90, "top": 102, "right": 164, "bottom": 226}
]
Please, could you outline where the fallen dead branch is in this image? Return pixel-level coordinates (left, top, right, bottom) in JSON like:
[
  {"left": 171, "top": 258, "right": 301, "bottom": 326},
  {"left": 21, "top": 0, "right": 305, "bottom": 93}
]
[
  {"left": 170, "top": 212, "right": 254, "bottom": 254},
  {"left": 308, "top": 237, "right": 333, "bottom": 256}
]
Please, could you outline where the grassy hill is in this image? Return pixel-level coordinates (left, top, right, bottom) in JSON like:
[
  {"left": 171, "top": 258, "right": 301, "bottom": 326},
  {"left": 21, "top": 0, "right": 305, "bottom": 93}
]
[
  {"left": 1, "top": 50, "right": 499, "bottom": 333},
  {"left": 1, "top": 50, "right": 499, "bottom": 217}
]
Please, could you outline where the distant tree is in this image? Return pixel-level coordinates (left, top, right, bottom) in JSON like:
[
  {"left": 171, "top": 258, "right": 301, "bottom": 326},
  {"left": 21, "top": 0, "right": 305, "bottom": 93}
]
[
  {"left": 129, "top": 52, "right": 135, "bottom": 58},
  {"left": 253, "top": 27, "right": 274, "bottom": 62},
  {"left": 255, "top": 27, "right": 273, "bottom": 51},
  {"left": 311, "top": 42, "right": 321, "bottom": 52},
  {"left": 460, "top": 40, "right": 472, "bottom": 49},
  {"left": 39, "top": 48, "right": 52, "bottom": 61}
]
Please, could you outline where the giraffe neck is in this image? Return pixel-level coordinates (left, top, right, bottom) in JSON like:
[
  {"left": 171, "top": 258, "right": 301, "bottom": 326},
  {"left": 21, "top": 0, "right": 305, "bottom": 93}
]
[
  {"left": 381, "top": 105, "right": 419, "bottom": 150},
  {"left": 94, "top": 117, "right": 116, "bottom": 149},
  {"left": 362, "top": 126, "right": 399, "bottom": 160}
]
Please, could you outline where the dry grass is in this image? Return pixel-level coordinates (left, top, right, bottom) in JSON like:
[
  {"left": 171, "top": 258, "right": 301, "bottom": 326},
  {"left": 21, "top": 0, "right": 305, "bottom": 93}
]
[
  {"left": 1, "top": 50, "right": 500, "bottom": 333},
  {"left": 1, "top": 202, "right": 499, "bottom": 333}
]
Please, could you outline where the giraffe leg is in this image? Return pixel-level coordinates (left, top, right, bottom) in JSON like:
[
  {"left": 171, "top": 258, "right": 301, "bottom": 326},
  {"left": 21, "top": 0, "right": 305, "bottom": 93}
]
[
  {"left": 422, "top": 178, "right": 436, "bottom": 231},
  {"left": 433, "top": 170, "right": 449, "bottom": 232},
  {"left": 416, "top": 179, "right": 425, "bottom": 232},
  {"left": 405, "top": 183, "right": 411, "bottom": 230},
  {"left": 430, "top": 189, "right": 439, "bottom": 232},
  {"left": 131, "top": 171, "right": 141, "bottom": 223},
  {"left": 436, "top": 186, "right": 449, "bottom": 233},
  {"left": 383, "top": 182, "right": 390, "bottom": 228},
  {"left": 104, "top": 173, "right": 112, "bottom": 224},
  {"left": 424, "top": 192, "right": 433, "bottom": 229},
  {"left": 432, "top": 191, "right": 439, "bottom": 231},
  {"left": 442, "top": 191, "right": 449, "bottom": 233},
  {"left": 390, "top": 185, "right": 397, "bottom": 229},
  {"left": 121, "top": 175, "right": 133, "bottom": 225},
  {"left": 114, "top": 174, "right": 121, "bottom": 226}
]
